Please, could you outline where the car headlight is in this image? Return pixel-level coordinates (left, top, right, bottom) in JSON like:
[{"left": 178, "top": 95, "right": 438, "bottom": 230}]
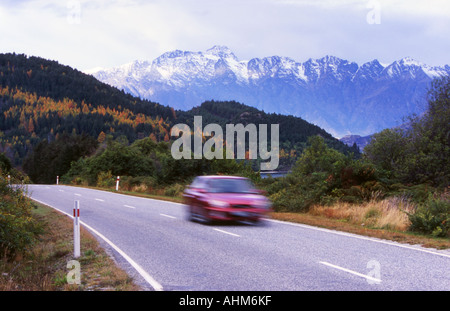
[{"left": 208, "top": 199, "right": 230, "bottom": 208}]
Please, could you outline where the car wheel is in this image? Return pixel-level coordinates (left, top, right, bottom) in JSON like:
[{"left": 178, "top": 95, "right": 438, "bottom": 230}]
[
  {"left": 244, "top": 217, "right": 262, "bottom": 226},
  {"left": 185, "top": 205, "right": 193, "bottom": 221},
  {"left": 199, "top": 207, "right": 213, "bottom": 225}
]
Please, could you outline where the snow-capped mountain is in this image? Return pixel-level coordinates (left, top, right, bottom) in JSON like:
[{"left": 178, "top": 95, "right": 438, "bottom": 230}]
[{"left": 87, "top": 45, "right": 450, "bottom": 137}]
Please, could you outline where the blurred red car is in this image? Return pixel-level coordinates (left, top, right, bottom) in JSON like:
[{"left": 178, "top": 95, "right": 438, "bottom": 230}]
[{"left": 183, "top": 175, "right": 271, "bottom": 224}]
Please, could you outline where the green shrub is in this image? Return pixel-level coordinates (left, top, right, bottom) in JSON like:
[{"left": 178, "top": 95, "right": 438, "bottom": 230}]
[
  {"left": 388, "top": 184, "right": 437, "bottom": 204},
  {"left": 96, "top": 170, "right": 115, "bottom": 188},
  {"left": 268, "top": 172, "right": 330, "bottom": 212},
  {"left": 0, "top": 153, "right": 12, "bottom": 173},
  {"left": 71, "top": 176, "right": 88, "bottom": 186},
  {"left": 164, "top": 184, "right": 185, "bottom": 197},
  {"left": 407, "top": 196, "right": 450, "bottom": 237},
  {"left": 119, "top": 176, "right": 157, "bottom": 192},
  {"left": 364, "top": 77, "right": 450, "bottom": 188},
  {"left": 0, "top": 172, "right": 43, "bottom": 259},
  {"left": 266, "top": 136, "right": 388, "bottom": 212}
]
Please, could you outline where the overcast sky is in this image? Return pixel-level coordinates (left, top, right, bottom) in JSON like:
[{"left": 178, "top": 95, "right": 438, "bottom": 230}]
[{"left": 0, "top": 0, "right": 449, "bottom": 71}]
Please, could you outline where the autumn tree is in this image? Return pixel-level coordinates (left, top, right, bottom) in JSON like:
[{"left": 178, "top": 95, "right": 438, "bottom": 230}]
[{"left": 97, "top": 131, "right": 106, "bottom": 144}]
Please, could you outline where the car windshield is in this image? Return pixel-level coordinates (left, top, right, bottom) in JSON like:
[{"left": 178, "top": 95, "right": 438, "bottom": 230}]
[{"left": 207, "top": 178, "right": 255, "bottom": 193}]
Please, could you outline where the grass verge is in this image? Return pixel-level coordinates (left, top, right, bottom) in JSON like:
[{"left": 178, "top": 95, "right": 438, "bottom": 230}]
[{"left": 0, "top": 200, "right": 141, "bottom": 291}]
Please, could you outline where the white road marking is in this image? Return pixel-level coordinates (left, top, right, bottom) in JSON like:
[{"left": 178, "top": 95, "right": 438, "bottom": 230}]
[
  {"left": 160, "top": 213, "right": 176, "bottom": 219},
  {"left": 268, "top": 219, "right": 450, "bottom": 259},
  {"left": 95, "top": 198, "right": 105, "bottom": 202},
  {"left": 213, "top": 228, "right": 240, "bottom": 237},
  {"left": 75, "top": 193, "right": 81, "bottom": 197},
  {"left": 29, "top": 197, "right": 164, "bottom": 291},
  {"left": 320, "top": 261, "right": 381, "bottom": 284},
  {"left": 124, "top": 205, "right": 136, "bottom": 209}
]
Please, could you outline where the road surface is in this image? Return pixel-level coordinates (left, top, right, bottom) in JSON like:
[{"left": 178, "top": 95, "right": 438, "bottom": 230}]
[{"left": 25, "top": 184, "right": 450, "bottom": 291}]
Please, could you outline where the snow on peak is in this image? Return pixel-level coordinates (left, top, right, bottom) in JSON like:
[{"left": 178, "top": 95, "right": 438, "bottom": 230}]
[
  {"left": 206, "top": 45, "right": 234, "bottom": 55},
  {"left": 159, "top": 49, "right": 186, "bottom": 59},
  {"left": 380, "top": 57, "right": 447, "bottom": 79},
  {"left": 319, "top": 55, "right": 343, "bottom": 65},
  {"left": 204, "top": 45, "right": 238, "bottom": 61},
  {"left": 89, "top": 47, "right": 449, "bottom": 97},
  {"left": 399, "top": 57, "right": 422, "bottom": 67}
]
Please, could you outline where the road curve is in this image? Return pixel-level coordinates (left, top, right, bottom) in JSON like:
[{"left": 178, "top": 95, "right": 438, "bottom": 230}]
[{"left": 25, "top": 184, "right": 450, "bottom": 291}]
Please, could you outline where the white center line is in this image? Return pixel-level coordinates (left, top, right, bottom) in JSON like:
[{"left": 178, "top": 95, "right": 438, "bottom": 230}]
[
  {"left": 160, "top": 213, "right": 176, "bottom": 219},
  {"left": 124, "top": 205, "right": 136, "bottom": 209},
  {"left": 75, "top": 193, "right": 81, "bottom": 196},
  {"left": 95, "top": 198, "right": 105, "bottom": 202},
  {"left": 213, "top": 228, "right": 240, "bottom": 237},
  {"left": 319, "top": 261, "right": 381, "bottom": 284}
]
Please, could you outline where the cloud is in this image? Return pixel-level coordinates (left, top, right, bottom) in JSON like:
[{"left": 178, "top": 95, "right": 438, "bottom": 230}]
[{"left": 0, "top": 0, "right": 449, "bottom": 70}]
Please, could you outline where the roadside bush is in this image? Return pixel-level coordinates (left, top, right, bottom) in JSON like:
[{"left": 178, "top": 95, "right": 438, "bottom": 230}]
[
  {"left": 0, "top": 171, "right": 43, "bottom": 259},
  {"left": 387, "top": 183, "right": 437, "bottom": 204},
  {"left": 71, "top": 176, "right": 89, "bottom": 186},
  {"left": 96, "top": 170, "right": 115, "bottom": 188},
  {"left": 407, "top": 195, "right": 450, "bottom": 237},
  {"left": 266, "top": 136, "right": 383, "bottom": 212},
  {"left": 269, "top": 172, "right": 330, "bottom": 212},
  {"left": 164, "top": 183, "right": 185, "bottom": 197},
  {"left": 120, "top": 176, "right": 157, "bottom": 193},
  {"left": 364, "top": 77, "right": 450, "bottom": 187},
  {"left": 0, "top": 153, "right": 12, "bottom": 173}
]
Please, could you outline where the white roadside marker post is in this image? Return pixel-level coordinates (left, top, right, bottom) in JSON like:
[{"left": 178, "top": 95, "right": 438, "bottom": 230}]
[
  {"left": 73, "top": 200, "right": 80, "bottom": 258},
  {"left": 116, "top": 176, "right": 120, "bottom": 191},
  {"left": 57, "top": 176, "right": 59, "bottom": 185},
  {"left": 7, "top": 175, "right": 10, "bottom": 185}
]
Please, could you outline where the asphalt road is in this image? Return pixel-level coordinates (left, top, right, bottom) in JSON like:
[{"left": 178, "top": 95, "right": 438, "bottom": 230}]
[{"left": 25, "top": 184, "right": 450, "bottom": 291}]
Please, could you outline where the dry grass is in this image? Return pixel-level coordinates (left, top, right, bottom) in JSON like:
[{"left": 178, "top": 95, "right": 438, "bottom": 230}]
[
  {"left": 130, "top": 183, "right": 150, "bottom": 193},
  {"left": 309, "top": 196, "right": 416, "bottom": 232},
  {"left": 0, "top": 201, "right": 141, "bottom": 291},
  {"left": 270, "top": 195, "right": 450, "bottom": 250}
]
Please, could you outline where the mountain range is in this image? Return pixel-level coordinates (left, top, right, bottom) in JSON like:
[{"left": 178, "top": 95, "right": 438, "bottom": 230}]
[
  {"left": 87, "top": 45, "right": 450, "bottom": 138},
  {"left": 0, "top": 53, "right": 356, "bottom": 169}
]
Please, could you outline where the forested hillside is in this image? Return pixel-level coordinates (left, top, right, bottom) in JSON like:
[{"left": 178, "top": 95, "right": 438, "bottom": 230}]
[
  {"left": 177, "top": 100, "right": 358, "bottom": 170},
  {"left": 0, "top": 53, "right": 176, "bottom": 166},
  {"left": 0, "top": 53, "right": 357, "bottom": 181}
]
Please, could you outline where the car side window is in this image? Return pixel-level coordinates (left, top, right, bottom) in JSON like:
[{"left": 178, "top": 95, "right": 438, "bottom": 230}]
[{"left": 190, "top": 177, "right": 205, "bottom": 189}]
